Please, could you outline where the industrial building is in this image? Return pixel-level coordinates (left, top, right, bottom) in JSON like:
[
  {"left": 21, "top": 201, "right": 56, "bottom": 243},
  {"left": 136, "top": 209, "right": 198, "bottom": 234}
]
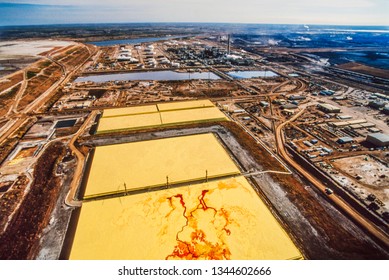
[
  {"left": 317, "top": 103, "right": 341, "bottom": 113},
  {"left": 288, "top": 95, "right": 306, "bottom": 101},
  {"left": 320, "top": 90, "right": 335, "bottom": 96},
  {"left": 322, "top": 147, "right": 333, "bottom": 154},
  {"left": 337, "top": 115, "right": 352, "bottom": 120},
  {"left": 373, "top": 93, "right": 389, "bottom": 101},
  {"left": 337, "top": 137, "right": 354, "bottom": 144},
  {"left": 282, "top": 109, "right": 295, "bottom": 115},
  {"left": 368, "top": 128, "right": 381, "bottom": 133},
  {"left": 366, "top": 133, "right": 389, "bottom": 147},
  {"left": 332, "top": 96, "right": 347, "bottom": 101},
  {"left": 281, "top": 104, "right": 298, "bottom": 110},
  {"left": 273, "top": 99, "right": 286, "bottom": 105},
  {"left": 303, "top": 140, "right": 313, "bottom": 147},
  {"left": 329, "top": 119, "right": 367, "bottom": 128},
  {"left": 349, "top": 123, "right": 376, "bottom": 130},
  {"left": 368, "top": 101, "right": 386, "bottom": 110}
]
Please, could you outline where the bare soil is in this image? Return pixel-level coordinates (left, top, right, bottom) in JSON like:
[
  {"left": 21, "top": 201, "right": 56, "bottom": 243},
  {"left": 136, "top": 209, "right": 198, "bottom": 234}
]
[
  {"left": 0, "top": 72, "right": 23, "bottom": 93},
  {"left": 0, "top": 142, "right": 66, "bottom": 259},
  {"left": 0, "top": 119, "right": 35, "bottom": 165},
  {"left": 17, "top": 64, "right": 62, "bottom": 111},
  {"left": 338, "top": 62, "right": 389, "bottom": 79},
  {"left": 0, "top": 84, "right": 21, "bottom": 117},
  {"left": 0, "top": 176, "right": 29, "bottom": 233}
]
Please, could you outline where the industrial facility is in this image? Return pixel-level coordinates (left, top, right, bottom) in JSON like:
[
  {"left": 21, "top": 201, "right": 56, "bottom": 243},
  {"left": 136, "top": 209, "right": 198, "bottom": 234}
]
[
  {"left": 0, "top": 30, "right": 388, "bottom": 261},
  {"left": 366, "top": 133, "right": 389, "bottom": 147}
]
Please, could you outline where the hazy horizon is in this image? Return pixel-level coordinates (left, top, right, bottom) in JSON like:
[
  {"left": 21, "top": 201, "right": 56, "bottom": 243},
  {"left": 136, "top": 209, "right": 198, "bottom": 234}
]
[{"left": 1, "top": 0, "right": 388, "bottom": 27}]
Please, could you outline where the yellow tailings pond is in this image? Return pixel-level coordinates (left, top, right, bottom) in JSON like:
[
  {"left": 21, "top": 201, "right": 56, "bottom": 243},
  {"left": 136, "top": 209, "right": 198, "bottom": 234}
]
[
  {"left": 96, "top": 100, "right": 228, "bottom": 133},
  {"left": 69, "top": 132, "right": 303, "bottom": 259},
  {"left": 83, "top": 133, "right": 240, "bottom": 199},
  {"left": 70, "top": 177, "right": 302, "bottom": 260}
]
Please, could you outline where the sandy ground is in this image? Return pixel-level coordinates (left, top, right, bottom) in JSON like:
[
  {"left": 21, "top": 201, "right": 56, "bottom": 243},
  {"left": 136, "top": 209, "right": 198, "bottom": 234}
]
[
  {"left": 0, "top": 40, "right": 74, "bottom": 59},
  {"left": 333, "top": 156, "right": 389, "bottom": 187},
  {"left": 331, "top": 155, "right": 389, "bottom": 212}
]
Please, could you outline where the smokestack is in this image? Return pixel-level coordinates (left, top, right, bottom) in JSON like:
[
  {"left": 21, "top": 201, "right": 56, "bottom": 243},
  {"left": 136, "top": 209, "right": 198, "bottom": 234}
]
[{"left": 227, "top": 34, "right": 231, "bottom": 55}]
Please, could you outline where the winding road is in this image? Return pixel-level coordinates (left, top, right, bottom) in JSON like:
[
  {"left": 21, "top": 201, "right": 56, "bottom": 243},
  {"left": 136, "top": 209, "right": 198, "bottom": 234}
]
[
  {"left": 275, "top": 108, "right": 389, "bottom": 247},
  {"left": 65, "top": 111, "right": 98, "bottom": 207}
]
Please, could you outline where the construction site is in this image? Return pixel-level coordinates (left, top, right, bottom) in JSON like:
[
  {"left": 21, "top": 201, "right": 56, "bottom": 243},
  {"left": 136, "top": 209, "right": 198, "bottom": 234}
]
[{"left": 0, "top": 33, "right": 388, "bottom": 260}]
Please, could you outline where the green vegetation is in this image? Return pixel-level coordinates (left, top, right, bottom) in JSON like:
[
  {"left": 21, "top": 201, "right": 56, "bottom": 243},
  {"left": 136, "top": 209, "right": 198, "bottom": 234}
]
[
  {"left": 27, "top": 71, "right": 38, "bottom": 79},
  {"left": 38, "top": 60, "right": 52, "bottom": 68}
]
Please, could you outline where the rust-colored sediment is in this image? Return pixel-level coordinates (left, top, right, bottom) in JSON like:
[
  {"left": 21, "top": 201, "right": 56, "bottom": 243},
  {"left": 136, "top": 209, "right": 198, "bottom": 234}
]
[{"left": 166, "top": 190, "right": 231, "bottom": 260}]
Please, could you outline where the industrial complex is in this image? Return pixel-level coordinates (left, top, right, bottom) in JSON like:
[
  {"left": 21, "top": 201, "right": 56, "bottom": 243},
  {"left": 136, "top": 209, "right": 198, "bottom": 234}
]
[{"left": 0, "top": 31, "right": 388, "bottom": 260}]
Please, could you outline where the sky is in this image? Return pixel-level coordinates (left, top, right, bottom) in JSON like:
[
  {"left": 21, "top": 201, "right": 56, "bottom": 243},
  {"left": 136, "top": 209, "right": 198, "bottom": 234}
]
[{"left": 1, "top": 0, "right": 388, "bottom": 26}]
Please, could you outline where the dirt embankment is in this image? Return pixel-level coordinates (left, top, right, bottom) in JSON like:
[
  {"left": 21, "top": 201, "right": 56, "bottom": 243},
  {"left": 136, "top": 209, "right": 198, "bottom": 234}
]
[
  {"left": 0, "top": 119, "right": 35, "bottom": 165},
  {"left": 338, "top": 62, "right": 389, "bottom": 79},
  {"left": 0, "top": 84, "right": 21, "bottom": 116},
  {"left": 15, "top": 45, "right": 89, "bottom": 112},
  {"left": 0, "top": 176, "right": 29, "bottom": 233},
  {"left": 0, "top": 72, "right": 23, "bottom": 93},
  {"left": 0, "top": 142, "right": 66, "bottom": 259},
  {"left": 17, "top": 62, "right": 62, "bottom": 111},
  {"left": 170, "top": 81, "right": 240, "bottom": 98},
  {"left": 54, "top": 45, "right": 90, "bottom": 70}
]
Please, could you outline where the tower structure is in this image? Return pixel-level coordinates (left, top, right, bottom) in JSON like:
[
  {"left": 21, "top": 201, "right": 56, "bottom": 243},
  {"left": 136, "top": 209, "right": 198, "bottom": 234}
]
[{"left": 227, "top": 34, "right": 231, "bottom": 55}]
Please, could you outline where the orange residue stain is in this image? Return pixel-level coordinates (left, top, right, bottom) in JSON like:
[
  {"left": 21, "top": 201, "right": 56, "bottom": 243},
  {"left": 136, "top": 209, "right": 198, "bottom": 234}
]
[
  {"left": 165, "top": 189, "right": 232, "bottom": 260},
  {"left": 219, "top": 208, "right": 231, "bottom": 236},
  {"left": 198, "top": 190, "right": 209, "bottom": 210}
]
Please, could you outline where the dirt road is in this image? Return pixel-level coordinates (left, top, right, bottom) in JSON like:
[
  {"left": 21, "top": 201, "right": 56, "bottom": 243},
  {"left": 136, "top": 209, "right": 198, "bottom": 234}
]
[
  {"left": 275, "top": 108, "right": 389, "bottom": 247},
  {"left": 0, "top": 44, "right": 94, "bottom": 146},
  {"left": 65, "top": 111, "right": 98, "bottom": 207}
]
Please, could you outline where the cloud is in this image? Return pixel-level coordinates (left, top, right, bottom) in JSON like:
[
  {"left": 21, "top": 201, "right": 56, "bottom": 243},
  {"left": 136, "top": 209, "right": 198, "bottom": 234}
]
[
  {"left": 1, "top": 0, "right": 388, "bottom": 26},
  {"left": 2, "top": 0, "right": 381, "bottom": 8},
  {"left": 284, "top": 0, "right": 375, "bottom": 8}
]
